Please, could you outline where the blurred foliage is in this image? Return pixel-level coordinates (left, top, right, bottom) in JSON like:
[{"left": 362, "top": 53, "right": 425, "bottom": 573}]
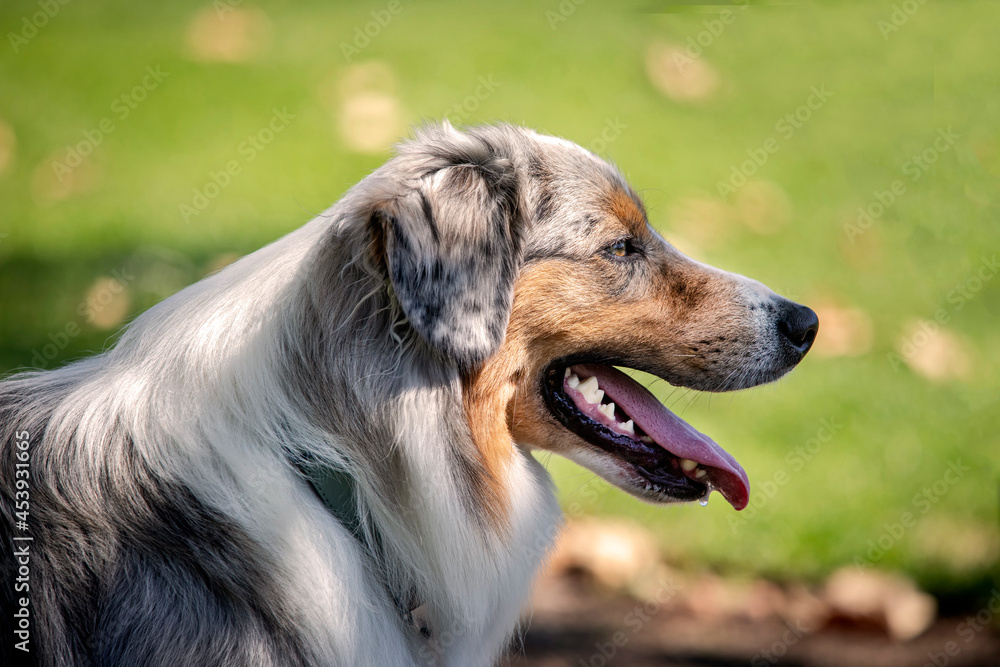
[{"left": 1, "top": 0, "right": 997, "bottom": 602}]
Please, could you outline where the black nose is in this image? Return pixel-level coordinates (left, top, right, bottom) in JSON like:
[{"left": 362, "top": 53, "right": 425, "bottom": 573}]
[{"left": 776, "top": 300, "right": 819, "bottom": 354}]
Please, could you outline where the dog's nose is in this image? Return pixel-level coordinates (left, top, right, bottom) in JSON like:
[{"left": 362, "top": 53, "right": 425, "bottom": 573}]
[{"left": 776, "top": 300, "right": 819, "bottom": 355}]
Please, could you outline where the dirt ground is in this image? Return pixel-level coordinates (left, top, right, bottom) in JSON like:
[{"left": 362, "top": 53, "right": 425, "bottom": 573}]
[{"left": 503, "top": 574, "right": 1000, "bottom": 667}]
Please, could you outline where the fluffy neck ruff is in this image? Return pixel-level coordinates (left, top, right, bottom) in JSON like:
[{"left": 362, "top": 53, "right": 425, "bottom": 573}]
[{"left": 272, "top": 213, "right": 563, "bottom": 662}]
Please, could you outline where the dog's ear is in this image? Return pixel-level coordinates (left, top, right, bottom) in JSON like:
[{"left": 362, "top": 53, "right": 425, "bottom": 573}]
[{"left": 376, "top": 158, "right": 521, "bottom": 369}]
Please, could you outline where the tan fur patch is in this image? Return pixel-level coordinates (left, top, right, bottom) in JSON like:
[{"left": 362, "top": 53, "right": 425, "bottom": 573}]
[
  {"left": 605, "top": 188, "right": 647, "bottom": 233},
  {"left": 461, "top": 365, "right": 518, "bottom": 530}
]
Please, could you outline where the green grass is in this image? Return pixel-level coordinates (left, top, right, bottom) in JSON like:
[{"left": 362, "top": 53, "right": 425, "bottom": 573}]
[{"left": 1, "top": 0, "right": 997, "bottom": 601}]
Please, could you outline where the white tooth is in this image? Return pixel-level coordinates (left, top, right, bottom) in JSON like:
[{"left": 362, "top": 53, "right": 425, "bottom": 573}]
[
  {"left": 695, "top": 468, "right": 707, "bottom": 479},
  {"left": 578, "top": 375, "right": 598, "bottom": 395},
  {"left": 680, "top": 459, "right": 698, "bottom": 472},
  {"left": 640, "top": 435, "right": 653, "bottom": 444},
  {"left": 578, "top": 376, "right": 603, "bottom": 404},
  {"left": 599, "top": 402, "right": 615, "bottom": 419},
  {"left": 564, "top": 367, "right": 571, "bottom": 379},
  {"left": 567, "top": 374, "right": 580, "bottom": 389},
  {"left": 621, "top": 420, "right": 635, "bottom": 435}
]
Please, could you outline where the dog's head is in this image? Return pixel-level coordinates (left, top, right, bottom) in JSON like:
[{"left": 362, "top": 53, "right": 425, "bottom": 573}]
[{"left": 365, "top": 123, "right": 817, "bottom": 512}]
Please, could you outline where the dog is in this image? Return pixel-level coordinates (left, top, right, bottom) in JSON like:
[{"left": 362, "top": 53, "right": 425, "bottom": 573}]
[{"left": 0, "top": 123, "right": 817, "bottom": 666}]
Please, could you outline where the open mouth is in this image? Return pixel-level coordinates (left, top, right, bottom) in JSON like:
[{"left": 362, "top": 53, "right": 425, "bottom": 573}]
[{"left": 542, "top": 363, "right": 750, "bottom": 510}]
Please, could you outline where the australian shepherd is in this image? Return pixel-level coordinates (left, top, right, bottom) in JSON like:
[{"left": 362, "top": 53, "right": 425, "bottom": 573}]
[{"left": 0, "top": 123, "right": 817, "bottom": 666}]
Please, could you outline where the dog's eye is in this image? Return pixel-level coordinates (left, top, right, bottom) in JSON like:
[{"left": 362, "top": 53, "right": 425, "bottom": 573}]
[{"left": 606, "top": 238, "right": 636, "bottom": 258}]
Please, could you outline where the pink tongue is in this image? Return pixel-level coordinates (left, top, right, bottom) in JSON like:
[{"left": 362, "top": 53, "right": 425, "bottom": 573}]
[{"left": 574, "top": 364, "right": 750, "bottom": 510}]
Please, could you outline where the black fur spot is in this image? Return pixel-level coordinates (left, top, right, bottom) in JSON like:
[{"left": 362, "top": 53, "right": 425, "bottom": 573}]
[{"left": 419, "top": 193, "right": 440, "bottom": 244}]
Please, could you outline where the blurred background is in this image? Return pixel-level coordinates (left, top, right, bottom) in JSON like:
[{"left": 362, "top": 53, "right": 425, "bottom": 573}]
[{"left": 1, "top": 0, "right": 997, "bottom": 664}]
